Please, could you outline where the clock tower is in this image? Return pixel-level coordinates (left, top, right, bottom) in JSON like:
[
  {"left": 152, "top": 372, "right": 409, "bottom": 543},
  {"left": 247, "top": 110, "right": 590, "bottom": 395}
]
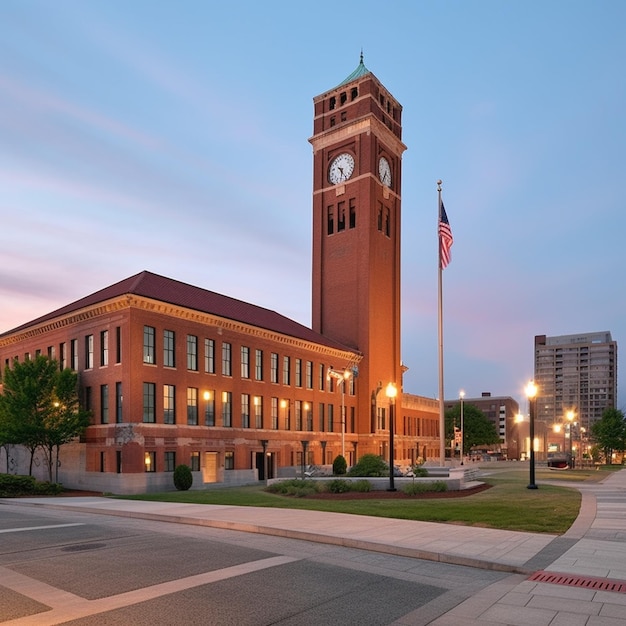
[{"left": 309, "top": 55, "right": 406, "bottom": 435}]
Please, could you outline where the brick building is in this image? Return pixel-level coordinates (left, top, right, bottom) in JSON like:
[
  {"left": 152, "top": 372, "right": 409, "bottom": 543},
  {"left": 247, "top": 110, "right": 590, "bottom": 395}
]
[{"left": 0, "top": 58, "right": 441, "bottom": 493}]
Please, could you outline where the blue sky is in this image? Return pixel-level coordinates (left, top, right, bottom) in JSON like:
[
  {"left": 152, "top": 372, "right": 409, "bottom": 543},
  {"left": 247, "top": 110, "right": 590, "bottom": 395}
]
[{"left": 1, "top": 1, "right": 625, "bottom": 410}]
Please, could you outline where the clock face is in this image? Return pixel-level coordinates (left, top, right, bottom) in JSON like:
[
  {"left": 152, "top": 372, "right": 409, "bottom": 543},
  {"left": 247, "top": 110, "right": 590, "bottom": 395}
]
[
  {"left": 378, "top": 157, "right": 392, "bottom": 187},
  {"left": 328, "top": 153, "right": 355, "bottom": 184}
]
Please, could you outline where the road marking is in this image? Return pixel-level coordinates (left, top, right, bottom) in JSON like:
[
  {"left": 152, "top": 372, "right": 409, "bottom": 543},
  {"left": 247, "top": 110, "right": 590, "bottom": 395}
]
[
  {"left": 1, "top": 555, "right": 299, "bottom": 625},
  {"left": 0, "top": 523, "right": 85, "bottom": 534}
]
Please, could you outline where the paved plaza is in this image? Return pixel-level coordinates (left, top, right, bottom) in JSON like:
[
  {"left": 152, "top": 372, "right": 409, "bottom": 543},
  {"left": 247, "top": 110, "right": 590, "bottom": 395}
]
[{"left": 2, "top": 468, "right": 626, "bottom": 624}]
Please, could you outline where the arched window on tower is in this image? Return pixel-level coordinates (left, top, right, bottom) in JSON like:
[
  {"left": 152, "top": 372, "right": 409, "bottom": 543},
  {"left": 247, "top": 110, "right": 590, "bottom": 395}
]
[
  {"left": 377, "top": 203, "right": 383, "bottom": 231},
  {"left": 329, "top": 96, "right": 336, "bottom": 110},
  {"left": 351, "top": 87, "right": 358, "bottom": 100},
  {"left": 327, "top": 205, "right": 334, "bottom": 235},
  {"left": 385, "top": 208, "right": 391, "bottom": 237},
  {"left": 349, "top": 198, "right": 356, "bottom": 229}
]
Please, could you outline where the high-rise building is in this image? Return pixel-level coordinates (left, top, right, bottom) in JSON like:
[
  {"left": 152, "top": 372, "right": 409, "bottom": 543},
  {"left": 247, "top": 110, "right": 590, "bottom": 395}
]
[{"left": 534, "top": 332, "right": 617, "bottom": 432}]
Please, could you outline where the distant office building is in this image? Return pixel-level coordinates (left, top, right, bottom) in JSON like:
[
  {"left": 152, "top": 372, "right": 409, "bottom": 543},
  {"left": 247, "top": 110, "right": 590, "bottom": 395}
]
[
  {"left": 444, "top": 393, "right": 520, "bottom": 459},
  {"left": 534, "top": 332, "right": 617, "bottom": 433}
]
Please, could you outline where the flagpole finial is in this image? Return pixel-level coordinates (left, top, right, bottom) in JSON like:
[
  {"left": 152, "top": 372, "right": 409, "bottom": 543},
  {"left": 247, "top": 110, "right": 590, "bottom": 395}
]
[{"left": 437, "top": 179, "right": 442, "bottom": 191}]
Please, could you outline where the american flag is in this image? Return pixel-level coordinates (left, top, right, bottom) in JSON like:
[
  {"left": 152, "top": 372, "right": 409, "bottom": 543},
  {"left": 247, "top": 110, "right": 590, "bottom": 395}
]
[{"left": 438, "top": 201, "right": 454, "bottom": 269}]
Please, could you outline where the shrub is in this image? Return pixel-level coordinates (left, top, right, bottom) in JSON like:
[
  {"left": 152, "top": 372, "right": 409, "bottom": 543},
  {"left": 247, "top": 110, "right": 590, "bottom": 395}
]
[
  {"left": 402, "top": 480, "right": 448, "bottom": 495},
  {"left": 411, "top": 467, "right": 429, "bottom": 477},
  {"left": 332, "top": 454, "right": 347, "bottom": 475},
  {"left": 328, "top": 479, "right": 352, "bottom": 493},
  {"left": 0, "top": 474, "right": 63, "bottom": 497},
  {"left": 347, "top": 454, "right": 388, "bottom": 477},
  {"left": 173, "top": 464, "right": 193, "bottom": 491},
  {"left": 266, "top": 479, "right": 320, "bottom": 497},
  {"left": 351, "top": 479, "right": 372, "bottom": 492}
]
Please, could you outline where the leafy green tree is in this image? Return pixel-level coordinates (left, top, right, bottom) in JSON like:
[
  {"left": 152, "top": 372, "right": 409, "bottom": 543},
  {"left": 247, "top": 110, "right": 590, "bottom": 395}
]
[
  {"left": 591, "top": 408, "right": 626, "bottom": 465},
  {"left": 0, "top": 356, "right": 90, "bottom": 480},
  {"left": 445, "top": 403, "right": 500, "bottom": 456}
]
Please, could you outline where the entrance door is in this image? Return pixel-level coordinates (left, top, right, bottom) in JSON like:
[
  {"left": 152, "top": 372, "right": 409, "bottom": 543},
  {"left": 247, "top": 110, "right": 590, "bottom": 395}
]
[
  {"left": 254, "top": 452, "right": 274, "bottom": 481},
  {"left": 203, "top": 452, "right": 218, "bottom": 483}
]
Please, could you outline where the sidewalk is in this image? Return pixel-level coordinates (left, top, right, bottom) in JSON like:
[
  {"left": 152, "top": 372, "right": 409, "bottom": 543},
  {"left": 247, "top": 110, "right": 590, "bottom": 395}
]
[{"left": 5, "top": 468, "right": 626, "bottom": 625}]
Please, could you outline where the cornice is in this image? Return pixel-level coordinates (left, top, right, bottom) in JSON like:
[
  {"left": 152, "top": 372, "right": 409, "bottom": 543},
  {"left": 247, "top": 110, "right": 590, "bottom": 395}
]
[{"left": 0, "top": 294, "right": 361, "bottom": 363}]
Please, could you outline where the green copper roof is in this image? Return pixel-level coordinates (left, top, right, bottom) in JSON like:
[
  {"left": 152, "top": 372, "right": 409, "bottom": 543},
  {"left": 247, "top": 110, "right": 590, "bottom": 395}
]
[{"left": 336, "top": 52, "right": 371, "bottom": 87}]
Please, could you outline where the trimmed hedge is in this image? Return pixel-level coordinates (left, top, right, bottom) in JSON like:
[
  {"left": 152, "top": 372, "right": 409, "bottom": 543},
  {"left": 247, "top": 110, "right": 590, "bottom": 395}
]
[
  {"left": 173, "top": 464, "right": 193, "bottom": 491},
  {"left": 0, "top": 474, "right": 64, "bottom": 497}
]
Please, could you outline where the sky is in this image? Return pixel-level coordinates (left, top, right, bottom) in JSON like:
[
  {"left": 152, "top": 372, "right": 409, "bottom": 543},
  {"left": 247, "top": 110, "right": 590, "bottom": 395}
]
[{"left": 1, "top": 1, "right": 625, "bottom": 410}]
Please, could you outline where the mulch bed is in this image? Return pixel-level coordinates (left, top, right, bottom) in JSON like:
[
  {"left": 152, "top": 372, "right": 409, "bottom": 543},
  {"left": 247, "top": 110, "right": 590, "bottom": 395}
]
[{"left": 305, "top": 483, "right": 492, "bottom": 500}]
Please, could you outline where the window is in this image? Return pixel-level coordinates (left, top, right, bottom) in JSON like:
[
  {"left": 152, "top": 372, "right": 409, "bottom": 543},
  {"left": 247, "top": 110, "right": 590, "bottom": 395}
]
[
  {"left": 115, "top": 382, "right": 123, "bottom": 423},
  {"left": 295, "top": 359, "right": 302, "bottom": 388},
  {"left": 222, "top": 391, "right": 232, "bottom": 427},
  {"left": 71, "top": 339, "right": 78, "bottom": 370},
  {"left": 351, "top": 87, "right": 358, "bottom": 100},
  {"left": 100, "top": 384, "right": 109, "bottom": 424},
  {"left": 255, "top": 349, "right": 263, "bottom": 381},
  {"left": 305, "top": 403, "right": 313, "bottom": 431},
  {"left": 187, "top": 387, "right": 198, "bottom": 425},
  {"left": 224, "top": 451, "right": 234, "bottom": 470},
  {"left": 190, "top": 451, "right": 200, "bottom": 472},
  {"left": 164, "top": 451, "right": 176, "bottom": 472},
  {"left": 85, "top": 386, "right": 92, "bottom": 412},
  {"left": 143, "top": 326, "right": 155, "bottom": 364},
  {"left": 115, "top": 326, "right": 122, "bottom": 363},
  {"left": 164, "top": 384, "right": 176, "bottom": 424},
  {"left": 187, "top": 335, "right": 198, "bottom": 371},
  {"left": 327, "top": 205, "right": 334, "bottom": 235},
  {"left": 205, "top": 338, "right": 215, "bottom": 373},
  {"left": 319, "top": 364, "right": 325, "bottom": 390},
  {"left": 241, "top": 346, "right": 250, "bottom": 378},
  {"left": 270, "top": 353, "right": 279, "bottom": 383},
  {"left": 144, "top": 451, "right": 156, "bottom": 472},
  {"left": 241, "top": 393, "right": 250, "bottom": 428},
  {"left": 349, "top": 198, "right": 356, "bottom": 228},
  {"left": 337, "top": 201, "right": 345, "bottom": 231},
  {"left": 377, "top": 203, "right": 383, "bottom": 231},
  {"left": 222, "top": 342, "right": 232, "bottom": 376},
  {"left": 60, "top": 342, "right": 67, "bottom": 370},
  {"left": 164, "top": 330, "right": 175, "bottom": 368},
  {"left": 100, "top": 330, "right": 109, "bottom": 366},
  {"left": 48, "top": 345, "right": 55, "bottom": 360},
  {"left": 318, "top": 403, "right": 325, "bottom": 431},
  {"left": 283, "top": 356, "right": 290, "bottom": 385},
  {"left": 306, "top": 361, "right": 313, "bottom": 389},
  {"left": 271, "top": 397, "right": 279, "bottom": 429},
  {"left": 204, "top": 390, "right": 215, "bottom": 426},
  {"left": 328, "top": 404, "right": 334, "bottom": 432},
  {"left": 329, "top": 96, "right": 336, "bottom": 110},
  {"left": 143, "top": 383, "right": 156, "bottom": 423},
  {"left": 253, "top": 396, "right": 263, "bottom": 428},
  {"left": 295, "top": 400, "right": 302, "bottom": 431},
  {"left": 282, "top": 399, "right": 291, "bottom": 430},
  {"left": 99, "top": 451, "right": 106, "bottom": 472},
  {"left": 85, "top": 335, "right": 94, "bottom": 369},
  {"left": 385, "top": 207, "right": 390, "bottom": 237}
]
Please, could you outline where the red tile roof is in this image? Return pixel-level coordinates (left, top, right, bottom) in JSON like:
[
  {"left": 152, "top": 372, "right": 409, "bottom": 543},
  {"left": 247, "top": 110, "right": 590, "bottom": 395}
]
[{"left": 3, "top": 271, "right": 356, "bottom": 353}]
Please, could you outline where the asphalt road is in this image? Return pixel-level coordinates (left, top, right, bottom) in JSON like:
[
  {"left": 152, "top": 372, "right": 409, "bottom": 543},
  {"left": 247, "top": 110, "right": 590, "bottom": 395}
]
[{"left": 0, "top": 502, "right": 508, "bottom": 625}]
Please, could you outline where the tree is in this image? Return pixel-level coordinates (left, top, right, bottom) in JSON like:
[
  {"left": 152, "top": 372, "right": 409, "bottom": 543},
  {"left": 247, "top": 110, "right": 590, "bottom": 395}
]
[
  {"left": 591, "top": 408, "right": 626, "bottom": 465},
  {"left": 445, "top": 403, "right": 500, "bottom": 456},
  {"left": 0, "top": 356, "right": 90, "bottom": 480}
]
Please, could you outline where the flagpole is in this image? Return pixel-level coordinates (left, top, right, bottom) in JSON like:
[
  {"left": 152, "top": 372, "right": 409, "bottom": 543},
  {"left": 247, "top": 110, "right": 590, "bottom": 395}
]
[{"left": 437, "top": 179, "right": 446, "bottom": 467}]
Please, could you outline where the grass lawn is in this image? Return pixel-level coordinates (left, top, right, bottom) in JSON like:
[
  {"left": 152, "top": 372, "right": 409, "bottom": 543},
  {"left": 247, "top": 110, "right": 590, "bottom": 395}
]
[{"left": 119, "top": 465, "right": 621, "bottom": 534}]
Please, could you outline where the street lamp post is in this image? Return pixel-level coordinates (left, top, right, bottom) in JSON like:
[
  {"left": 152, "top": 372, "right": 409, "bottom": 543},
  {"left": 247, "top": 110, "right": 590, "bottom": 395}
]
[
  {"left": 386, "top": 382, "right": 397, "bottom": 491},
  {"left": 459, "top": 390, "right": 465, "bottom": 465},
  {"left": 566, "top": 410, "right": 575, "bottom": 469},
  {"left": 525, "top": 381, "right": 538, "bottom": 489}
]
